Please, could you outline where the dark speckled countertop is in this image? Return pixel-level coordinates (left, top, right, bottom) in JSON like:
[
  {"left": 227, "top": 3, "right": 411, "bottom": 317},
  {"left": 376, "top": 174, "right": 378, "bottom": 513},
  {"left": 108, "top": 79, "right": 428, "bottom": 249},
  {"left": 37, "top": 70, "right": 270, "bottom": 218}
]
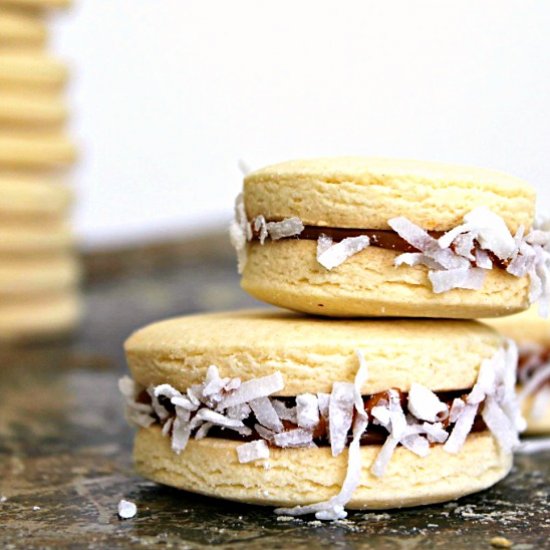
[{"left": 0, "top": 234, "right": 548, "bottom": 549}]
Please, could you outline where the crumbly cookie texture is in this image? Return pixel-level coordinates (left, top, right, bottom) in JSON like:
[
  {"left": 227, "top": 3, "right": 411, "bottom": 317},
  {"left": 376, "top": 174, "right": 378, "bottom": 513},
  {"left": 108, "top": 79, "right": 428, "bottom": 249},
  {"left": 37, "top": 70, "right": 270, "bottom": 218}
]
[
  {"left": 242, "top": 241, "right": 529, "bottom": 318},
  {"left": 125, "top": 310, "right": 502, "bottom": 395},
  {"left": 244, "top": 157, "right": 535, "bottom": 232},
  {"left": 134, "top": 428, "right": 511, "bottom": 510}
]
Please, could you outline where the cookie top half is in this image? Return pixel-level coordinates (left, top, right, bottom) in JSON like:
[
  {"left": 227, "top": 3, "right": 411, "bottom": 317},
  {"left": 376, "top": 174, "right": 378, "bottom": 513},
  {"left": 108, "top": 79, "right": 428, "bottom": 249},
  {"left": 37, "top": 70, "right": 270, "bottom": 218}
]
[
  {"left": 125, "top": 309, "right": 502, "bottom": 395},
  {"left": 244, "top": 157, "right": 535, "bottom": 232}
]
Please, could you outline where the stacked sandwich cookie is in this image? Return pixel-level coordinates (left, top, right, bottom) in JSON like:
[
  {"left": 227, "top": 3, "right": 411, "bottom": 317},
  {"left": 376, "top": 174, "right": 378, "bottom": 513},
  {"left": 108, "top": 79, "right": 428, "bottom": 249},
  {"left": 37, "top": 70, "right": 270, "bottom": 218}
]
[
  {"left": 122, "top": 158, "right": 547, "bottom": 519},
  {"left": 0, "top": 0, "right": 80, "bottom": 342},
  {"left": 484, "top": 307, "right": 550, "bottom": 435}
]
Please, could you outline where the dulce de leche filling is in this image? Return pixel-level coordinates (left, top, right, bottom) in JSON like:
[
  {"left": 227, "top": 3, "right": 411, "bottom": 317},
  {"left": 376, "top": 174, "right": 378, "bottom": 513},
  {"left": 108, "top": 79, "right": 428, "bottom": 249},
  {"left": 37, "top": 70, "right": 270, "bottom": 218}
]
[
  {"left": 251, "top": 224, "right": 510, "bottom": 269},
  {"left": 138, "top": 388, "right": 487, "bottom": 447}
]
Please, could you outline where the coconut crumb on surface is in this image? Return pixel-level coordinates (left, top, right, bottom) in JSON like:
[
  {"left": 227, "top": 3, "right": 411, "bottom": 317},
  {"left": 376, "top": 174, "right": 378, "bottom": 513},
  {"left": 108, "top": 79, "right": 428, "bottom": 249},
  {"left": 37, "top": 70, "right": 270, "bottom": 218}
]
[
  {"left": 491, "top": 536, "right": 514, "bottom": 548},
  {"left": 118, "top": 499, "right": 137, "bottom": 520},
  {"left": 32, "top": 506, "right": 40, "bottom": 511},
  {"left": 0, "top": 495, "right": 7, "bottom": 503}
]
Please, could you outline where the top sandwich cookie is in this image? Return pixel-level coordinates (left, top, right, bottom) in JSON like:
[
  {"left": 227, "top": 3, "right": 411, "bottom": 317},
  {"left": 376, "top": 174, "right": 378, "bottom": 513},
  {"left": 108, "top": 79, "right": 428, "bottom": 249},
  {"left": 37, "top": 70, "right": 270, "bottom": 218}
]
[
  {"left": 232, "top": 157, "right": 546, "bottom": 318},
  {"left": 122, "top": 309, "right": 523, "bottom": 518}
]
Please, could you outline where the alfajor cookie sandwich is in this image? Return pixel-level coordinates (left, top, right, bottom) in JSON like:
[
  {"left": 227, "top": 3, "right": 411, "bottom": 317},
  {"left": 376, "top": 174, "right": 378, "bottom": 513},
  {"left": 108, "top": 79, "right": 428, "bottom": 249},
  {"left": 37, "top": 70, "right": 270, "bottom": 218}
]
[
  {"left": 122, "top": 310, "right": 524, "bottom": 519},
  {"left": 485, "top": 307, "right": 550, "bottom": 435},
  {"left": 231, "top": 158, "right": 549, "bottom": 318}
]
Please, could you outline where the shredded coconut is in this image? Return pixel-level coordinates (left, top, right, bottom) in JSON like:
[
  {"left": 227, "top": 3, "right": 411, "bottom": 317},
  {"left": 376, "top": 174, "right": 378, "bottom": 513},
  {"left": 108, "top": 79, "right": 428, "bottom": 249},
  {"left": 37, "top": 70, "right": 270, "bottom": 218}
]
[
  {"left": 389, "top": 208, "right": 550, "bottom": 311},
  {"left": 265, "top": 217, "right": 304, "bottom": 240},
  {"left": 118, "top": 499, "right": 137, "bottom": 519},
  {"left": 408, "top": 383, "right": 448, "bottom": 422},
  {"left": 316, "top": 234, "right": 370, "bottom": 270},
  {"left": 273, "top": 428, "right": 313, "bottom": 448},
  {"left": 328, "top": 382, "right": 355, "bottom": 457},
  {"left": 296, "top": 393, "right": 320, "bottom": 429},
  {"left": 237, "top": 440, "right": 270, "bottom": 463},
  {"left": 249, "top": 397, "right": 284, "bottom": 432},
  {"left": 229, "top": 193, "right": 251, "bottom": 274}
]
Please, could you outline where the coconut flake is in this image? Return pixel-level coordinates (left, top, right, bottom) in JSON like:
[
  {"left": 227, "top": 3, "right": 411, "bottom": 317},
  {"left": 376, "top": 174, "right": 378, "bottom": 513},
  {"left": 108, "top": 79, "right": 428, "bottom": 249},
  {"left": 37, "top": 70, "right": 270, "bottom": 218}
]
[
  {"left": 237, "top": 440, "right": 270, "bottom": 463},
  {"left": 400, "top": 433, "right": 430, "bottom": 457},
  {"left": 253, "top": 215, "right": 269, "bottom": 244},
  {"left": 328, "top": 382, "right": 354, "bottom": 457},
  {"left": 428, "top": 267, "right": 485, "bottom": 293},
  {"left": 353, "top": 350, "right": 369, "bottom": 420},
  {"left": 229, "top": 193, "right": 252, "bottom": 273},
  {"left": 118, "top": 499, "right": 137, "bottom": 519},
  {"left": 372, "top": 435, "right": 400, "bottom": 477},
  {"left": 449, "top": 398, "right": 466, "bottom": 423},
  {"left": 194, "top": 422, "right": 213, "bottom": 439},
  {"left": 161, "top": 416, "right": 174, "bottom": 437},
  {"left": 249, "top": 397, "right": 284, "bottom": 432},
  {"left": 265, "top": 217, "right": 304, "bottom": 240},
  {"left": 219, "top": 372, "right": 284, "bottom": 408},
  {"left": 226, "top": 403, "right": 252, "bottom": 421},
  {"left": 195, "top": 408, "right": 247, "bottom": 430},
  {"left": 296, "top": 394, "right": 320, "bottom": 429},
  {"left": 271, "top": 399, "right": 297, "bottom": 423},
  {"left": 408, "top": 383, "right": 448, "bottom": 422},
  {"left": 481, "top": 396, "right": 520, "bottom": 453},
  {"left": 254, "top": 423, "right": 276, "bottom": 442},
  {"left": 439, "top": 207, "right": 517, "bottom": 260},
  {"left": 316, "top": 235, "right": 370, "bottom": 270},
  {"left": 420, "top": 421, "right": 449, "bottom": 443},
  {"left": 273, "top": 428, "right": 313, "bottom": 448},
  {"left": 317, "top": 393, "right": 330, "bottom": 420},
  {"left": 443, "top": 403, "right": 479, "bottom": 454},
  {"left": 118, "top": 376, "right": 155, "bottom": 428}
]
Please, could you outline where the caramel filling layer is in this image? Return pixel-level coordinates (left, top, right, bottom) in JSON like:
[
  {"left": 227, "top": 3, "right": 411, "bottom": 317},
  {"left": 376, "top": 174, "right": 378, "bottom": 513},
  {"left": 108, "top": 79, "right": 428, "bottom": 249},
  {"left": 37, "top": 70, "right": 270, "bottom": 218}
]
[
  {"left": 139, "top": 388, "right": 487, "bottom": 447},
  {"left": 251, "top": 224, "right": 511, "bottom": 269}
]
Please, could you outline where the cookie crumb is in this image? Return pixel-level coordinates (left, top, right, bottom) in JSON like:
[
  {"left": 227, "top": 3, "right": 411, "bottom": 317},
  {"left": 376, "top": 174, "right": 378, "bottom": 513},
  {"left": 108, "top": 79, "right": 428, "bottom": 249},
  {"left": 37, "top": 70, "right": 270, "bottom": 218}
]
[
  {"left": 491, "top": 536, "right": 513, "bottom": 548},
  {"left": 118, "top": 499, "right": 137, "bottom": 519}
]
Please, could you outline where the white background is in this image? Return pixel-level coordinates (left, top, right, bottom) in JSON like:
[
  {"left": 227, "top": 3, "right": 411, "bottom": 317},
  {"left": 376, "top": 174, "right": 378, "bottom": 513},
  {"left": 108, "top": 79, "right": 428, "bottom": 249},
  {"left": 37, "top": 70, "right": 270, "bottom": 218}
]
[{"left": 52, "top": 1, "right": 550, "bottom": 248}]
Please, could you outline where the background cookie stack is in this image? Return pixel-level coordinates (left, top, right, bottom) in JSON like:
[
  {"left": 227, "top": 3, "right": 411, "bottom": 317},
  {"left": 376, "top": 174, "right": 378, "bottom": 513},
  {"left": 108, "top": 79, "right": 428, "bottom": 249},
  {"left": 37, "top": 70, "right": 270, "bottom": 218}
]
[{"left": 0, "top": 0, "right": 80, "bottom": 342}]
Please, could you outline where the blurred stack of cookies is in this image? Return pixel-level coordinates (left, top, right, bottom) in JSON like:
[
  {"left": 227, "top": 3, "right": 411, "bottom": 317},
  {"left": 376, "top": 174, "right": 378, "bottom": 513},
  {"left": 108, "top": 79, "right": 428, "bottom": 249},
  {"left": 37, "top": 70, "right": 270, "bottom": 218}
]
[{"left": 0, "top": 0, "right": 80, "bottom": 343}]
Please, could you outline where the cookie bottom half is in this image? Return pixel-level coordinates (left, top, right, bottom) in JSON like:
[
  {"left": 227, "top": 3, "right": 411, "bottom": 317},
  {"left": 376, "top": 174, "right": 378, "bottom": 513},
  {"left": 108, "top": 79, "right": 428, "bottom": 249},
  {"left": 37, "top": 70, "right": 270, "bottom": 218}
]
[
  {"left": 242, "top": 240, "right": 529, "bottom": 319},
  {"left": 135, "top": 427, "right": 512, "bottom": 510}
]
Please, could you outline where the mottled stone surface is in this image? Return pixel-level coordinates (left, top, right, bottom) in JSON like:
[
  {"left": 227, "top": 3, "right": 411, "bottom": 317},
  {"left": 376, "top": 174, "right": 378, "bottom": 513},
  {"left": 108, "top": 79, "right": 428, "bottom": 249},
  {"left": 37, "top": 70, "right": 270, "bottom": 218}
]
[{"left": 0, "top": 248, "right": 548, "bottom": 549}]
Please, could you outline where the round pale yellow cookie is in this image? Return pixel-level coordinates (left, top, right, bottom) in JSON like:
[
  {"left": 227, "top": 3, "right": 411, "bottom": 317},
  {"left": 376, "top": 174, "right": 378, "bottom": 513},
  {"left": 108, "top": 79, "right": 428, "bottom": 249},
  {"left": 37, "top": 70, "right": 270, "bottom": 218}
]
[
  {"left": 244, "top": 158, "right": 535, "bottom": 233},
  {"left": 125, "top": 309, "right": 503, "bottom": 396},
  {"left": 0, "top": 219, "right": 74, "bottom": 254},
  {"left": 125, "top": 309, "right": 513, "bottom": 511},
  {"left": 0, "top": 254, "right": 80, "bottom": 297},
  {"left": 0, "top": 53, "right": 67, "bottom": 91},
  {"left": 0, "top": 8, "right": 47, "bottom": 47},
  {"left": 0, "top": 174, "right": 72, "bottom": 217},
  {"left": 135, "top": 428, "right": 511, "bottom": 510},
  {"left": 0, "top": 92, "right": 66, "bottom": 127},
  {"left": 0, "top": 132, "right": 76, "bottom": 167},
  {"left": 240, "top": 157, "right": 535, "bottom": 318},
  {"left": 484, "top": 307, "right": 550, "bottom": 435},
  {"left": 0, "top": 290, "right": 80, "bottom": 343}
]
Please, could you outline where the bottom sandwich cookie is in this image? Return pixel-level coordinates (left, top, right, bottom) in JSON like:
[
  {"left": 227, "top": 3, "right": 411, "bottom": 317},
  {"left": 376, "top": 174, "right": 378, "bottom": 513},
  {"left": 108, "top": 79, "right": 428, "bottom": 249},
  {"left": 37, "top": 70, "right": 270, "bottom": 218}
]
[
  {"left": 485, "top": 306, "right": 550, "bottom": 435},
  {"left": 122, "top": 310, "right": 524, "bottom": 519}
]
